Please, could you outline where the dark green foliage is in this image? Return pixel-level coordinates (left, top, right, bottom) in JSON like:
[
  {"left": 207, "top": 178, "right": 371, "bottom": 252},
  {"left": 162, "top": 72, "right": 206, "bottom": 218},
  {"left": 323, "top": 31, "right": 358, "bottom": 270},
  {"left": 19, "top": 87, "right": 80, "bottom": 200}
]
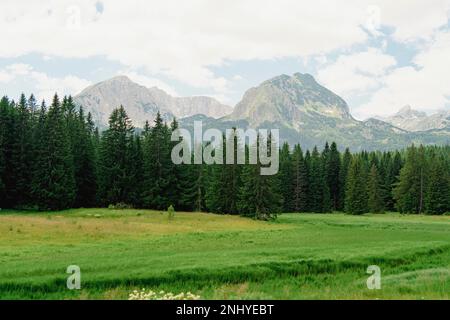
[
  {"left": 238, "top": 135, "right": 282, "bottom": 220},
  {"left": 339, "top": 148, "right": 351, "bottom": 211},
  {"left": 278, "top": 142, "right": 293, "bottom": 212},
  {"left": 31, "top": 95, "right": 76, "bottom": 210},
  {"left": 345, "top": 156, "right": 368, "bottom": 215},
  {"left": 290, "top": 144, "right": 308, "bottom": 212},
  {"left": 1, "top": 96, "right": 449, "bottom": 216},
  {"left": 368, "top": 164, "right": 384, "bottom": 213},
  {"left": 141, "top": 112, "right": 174, "bottom": 209},
  {"left": 326, "top": 142, "right": 341, "bottom": 210},
  {"left": 425, "top": 155, "right": 450, "bottom": 215},
  {"left": 98, "top": 105, "right": 135, "bottom": 206},
  {"left": 393, "top": 145, "right": 427, "bottom": 214},
  {"left": 308, "top": 146, "right": 329, "bottom": 212}
]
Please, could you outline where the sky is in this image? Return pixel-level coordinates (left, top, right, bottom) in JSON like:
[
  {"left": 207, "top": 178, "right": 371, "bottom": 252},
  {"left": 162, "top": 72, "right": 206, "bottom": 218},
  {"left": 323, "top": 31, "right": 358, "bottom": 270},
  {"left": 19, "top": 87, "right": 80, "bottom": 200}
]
[{"left": 1, "top": 0, "right": 450, "bottom": 120}]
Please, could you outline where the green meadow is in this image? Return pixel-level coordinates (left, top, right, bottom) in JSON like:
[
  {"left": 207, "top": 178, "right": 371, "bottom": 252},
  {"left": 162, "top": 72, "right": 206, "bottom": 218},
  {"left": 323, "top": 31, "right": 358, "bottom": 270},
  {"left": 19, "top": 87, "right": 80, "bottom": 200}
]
[{"left": 0, "top": 209, "right": 449, "bottom": 299}]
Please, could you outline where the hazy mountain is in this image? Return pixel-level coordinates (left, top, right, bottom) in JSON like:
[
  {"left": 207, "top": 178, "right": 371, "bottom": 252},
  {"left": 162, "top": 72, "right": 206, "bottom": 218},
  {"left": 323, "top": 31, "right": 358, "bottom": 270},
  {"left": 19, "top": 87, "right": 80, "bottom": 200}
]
[
  {"left": 181, "top": 73, "right": 449, "bottom": 151},
  {"left": 375, "top": 105, "right": 450, "bottom": 132},
  {"left": 74, "top": 75, "right": 232, "bottom": 128},
  {"left": 74, "top": 73, "right": 449, "bottom": 151}
]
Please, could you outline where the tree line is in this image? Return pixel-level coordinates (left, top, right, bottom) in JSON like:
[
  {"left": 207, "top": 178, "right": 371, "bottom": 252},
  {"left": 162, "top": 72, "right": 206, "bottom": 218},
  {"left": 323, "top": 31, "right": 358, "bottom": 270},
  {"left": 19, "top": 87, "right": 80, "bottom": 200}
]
[{"left": 1, "top": 94, "right": 449, "bottom": 218}]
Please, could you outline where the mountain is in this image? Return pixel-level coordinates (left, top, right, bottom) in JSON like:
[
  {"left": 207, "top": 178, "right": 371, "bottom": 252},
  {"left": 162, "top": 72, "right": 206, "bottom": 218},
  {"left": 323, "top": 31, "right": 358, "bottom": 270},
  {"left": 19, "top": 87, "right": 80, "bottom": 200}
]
[
  {"left": 74, "top": 73, "right": 449, "bottom": 151},
  {"left": 228, "top": 72, "right": 352, "bottom": 128},
  {"left": 74, "top": 75, "right": 232, "bottom": 128},
  {"left": 375, "top": 105, "right": 450, "bottom": 132},
  {"left": 181, "top": 73, "right": 449, "bottom": 151}
]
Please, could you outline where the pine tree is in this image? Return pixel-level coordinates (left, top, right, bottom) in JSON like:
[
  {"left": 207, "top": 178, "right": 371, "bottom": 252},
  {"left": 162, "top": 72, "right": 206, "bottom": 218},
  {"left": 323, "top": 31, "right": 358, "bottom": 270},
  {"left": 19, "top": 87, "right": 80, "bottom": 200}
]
[
  {"left": 339, "top": 148, "right": 351, "bottom": 211},
  {"left": 393, "top": 145, "right": 427, "bottom": 214},
  {"left": 278, "top": 142, "right": 293, "bottom": 212},
  {"left": 72, "top": 106, "right": 98, "bottom": 207},
  {"left": 291, "top": 144, "right": 308, "bottom": 212},
  {"left": 368, "top": 164, "right": 384, "bottom": 213},
  {"left": 308, "top": 146, "right": 329, "bottom": 212},
  {"left": 31, "top": 94, "right": 76, "bottom": 210},
  {"left": 141, "top": 112, "right": 172, "bottom": 209},
  {"left": 0, "top": 96, "right": 11, "bottom": 207},
  {"left": 10, "top": 93, "right": 34, "bottom": 207},
  {"left": 98, "top": 105, "right": 134, "bottom": 206},
  {"left": 345, "top": 156, "right": 368, "bottom": 215},
  {"left": 385, "top": 151, "right": 402, "bottom": 210},
  {"left": 238, "top": 135, "right": 281, "bottom": 220},
  {"left": 425, "top": 156, "right": 450, "bottom": 215}
]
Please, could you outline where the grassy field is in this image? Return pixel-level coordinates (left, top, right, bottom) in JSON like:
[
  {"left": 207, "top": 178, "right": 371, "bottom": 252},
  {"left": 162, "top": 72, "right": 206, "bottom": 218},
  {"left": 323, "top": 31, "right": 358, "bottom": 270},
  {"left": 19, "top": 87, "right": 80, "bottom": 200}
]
[{"left": 0, "top": 208, "right": 449, "bottom": 299}]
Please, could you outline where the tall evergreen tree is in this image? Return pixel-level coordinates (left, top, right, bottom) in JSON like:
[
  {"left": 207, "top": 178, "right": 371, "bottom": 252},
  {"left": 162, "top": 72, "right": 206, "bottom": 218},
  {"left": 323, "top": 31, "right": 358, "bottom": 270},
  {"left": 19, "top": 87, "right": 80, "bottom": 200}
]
[
  {"left": 425, "top": 156, "right": 450, "bottom": 215},
  {"left": 326, "top": 142, "right": 340, "bottom": 210},
  {"left": 393, "top": 145, "right": 427, "bottom": 214},
  {"left": 31, "top": 94, "right": 76, "bottom": 210},
  {"left": 98, "top": 105, "right": 134, "bottom": 206},
  {"left": 368, "top": 164, "right": 384, "bottom": 213},
  {"left": 141, "top": 112, "right": 172, "bottom": 209},
  {"left": 238, "top": 135, "right": 281, "bottom": 220},
  {"left": 339, "top": 148, "right": 351, "bottom": 211},
  {"left": 308, "top": 146, "right": 329, "bottom": 212},
  {"left": 291, "top": 144, "right": 308, "bottom": 212},
  {"left": 279, "top": 142, "right": 293, "bottom": 212},
  {"left": 345, "top": 156, "right": 368, "bottom": 215}
]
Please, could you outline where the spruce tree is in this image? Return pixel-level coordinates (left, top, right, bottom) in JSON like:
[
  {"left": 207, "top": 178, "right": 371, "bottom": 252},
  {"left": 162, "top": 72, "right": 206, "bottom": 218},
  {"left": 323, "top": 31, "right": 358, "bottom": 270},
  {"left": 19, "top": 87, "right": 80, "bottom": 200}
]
[
  {"left": 278, "top": 142, "right": 293, "bottom": 212},
  {"left": 338, "top": 148, "right": 351, "bottom": 211},
  {"left": 72, "top": 106, "right": 98, "bottom": 207},
  {"left": 141, "top": 112, "right": 172, "bottom": 209},
  {"left": 308, "top": 146, "right": 329, "bottom": 212},
  {"left": 98, "top": 105, "right": 134, "bottom": 206},
  {"left": 425, "top": 156, "right": 450, "bottom": 215},
  {"left": 31, "top": 94, "right": 76, "bottom": 210},
  {"left": 344, "top": 156, "right": 368, "bottom": 214},
  {"left": 291, "top": 144, "right": 308, "bottom": 212},
  {"left": 238, "top": 135, "right": 281, "bottom": 220},
  {"left": 393, "top": 145, "right": 427, "bottom": 214},
  {"left": 368, "top": 164, "right": 384, "bottom": 213},
  {"left": 326, "top": 142, "right": 341, "bottom": 210}
]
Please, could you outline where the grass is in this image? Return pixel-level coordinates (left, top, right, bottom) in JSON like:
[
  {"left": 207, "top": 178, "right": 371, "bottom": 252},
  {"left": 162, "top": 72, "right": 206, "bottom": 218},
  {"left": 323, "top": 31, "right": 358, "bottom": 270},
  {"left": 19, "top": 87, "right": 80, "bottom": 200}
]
[{"left": 0, "top": 208, "right": 449, "bottom": 299}]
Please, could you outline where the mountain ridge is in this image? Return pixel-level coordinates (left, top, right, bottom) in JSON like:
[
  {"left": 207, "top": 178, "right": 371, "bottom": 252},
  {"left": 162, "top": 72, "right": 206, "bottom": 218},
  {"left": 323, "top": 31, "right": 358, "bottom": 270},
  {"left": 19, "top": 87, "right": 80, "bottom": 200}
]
[
  {"left": 73, "top": 75, "right": 233, "bottom": 128},
  {"left": 373, "top": 105, "right": 450, "bottom": 132},
  {"left": 74, "top": 73, "right": 449, "bottom": 151}
]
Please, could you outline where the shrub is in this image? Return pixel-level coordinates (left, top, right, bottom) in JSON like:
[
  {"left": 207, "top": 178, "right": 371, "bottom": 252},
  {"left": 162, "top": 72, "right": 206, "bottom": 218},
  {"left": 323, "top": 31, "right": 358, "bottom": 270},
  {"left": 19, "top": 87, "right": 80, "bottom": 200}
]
[{"left": 167, "top": 205, "right": 175, "bottom": 220}]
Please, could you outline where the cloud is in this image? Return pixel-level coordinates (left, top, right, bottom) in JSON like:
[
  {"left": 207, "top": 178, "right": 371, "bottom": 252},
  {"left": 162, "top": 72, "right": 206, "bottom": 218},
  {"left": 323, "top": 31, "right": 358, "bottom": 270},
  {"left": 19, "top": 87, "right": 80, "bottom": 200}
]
[
  {"left": 317, "top": 48, "right": 397, "bottom": 97},
  {"left": 0, "top": 0, "right": 370, "bottom": 95},
  {"left": 0, "top": 63, "right": 91, "bottom": 102},
  {"left": 357, "top": 31, "right": 450, "bottom": 119},
  {"left": 0, "top": 0, "right": 449, "bottom": 108}
]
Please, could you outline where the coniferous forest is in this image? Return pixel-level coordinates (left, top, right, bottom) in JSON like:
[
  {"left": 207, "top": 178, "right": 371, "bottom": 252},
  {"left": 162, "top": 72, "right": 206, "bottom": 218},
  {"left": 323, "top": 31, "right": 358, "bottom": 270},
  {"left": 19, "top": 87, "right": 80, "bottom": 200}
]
[{"left": 1, "top": 94, "right": 449, "bottom": 218}]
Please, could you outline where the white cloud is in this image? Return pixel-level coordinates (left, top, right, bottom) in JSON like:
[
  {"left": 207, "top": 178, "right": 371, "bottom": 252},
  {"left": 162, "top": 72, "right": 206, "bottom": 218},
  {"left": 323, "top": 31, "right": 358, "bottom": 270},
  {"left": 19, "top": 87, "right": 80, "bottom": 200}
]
[
  {"left": 317, "top": 48, "right": 397, "bottom": 97},
  {"left": 357, "top": 31, "right": 450, "bottom": 119},
  {"left": 373, "top": 0, "right": 450, "bottom": 42},
  {"left": 0, "top": 63, "right": 91, "bottom": 102},
  {"left": 0, "top": 0, "right": 449, "bottom": 108},
  {"left": 0, "top": 0, "right": 371, "bottom": 96}
]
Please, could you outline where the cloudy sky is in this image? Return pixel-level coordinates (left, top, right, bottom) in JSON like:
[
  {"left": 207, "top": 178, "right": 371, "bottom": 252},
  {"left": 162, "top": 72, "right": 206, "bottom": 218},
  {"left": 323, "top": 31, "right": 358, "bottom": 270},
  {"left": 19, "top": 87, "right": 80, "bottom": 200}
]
[{"left": 1, "top": 0, "right": 450, "bottom": 119}]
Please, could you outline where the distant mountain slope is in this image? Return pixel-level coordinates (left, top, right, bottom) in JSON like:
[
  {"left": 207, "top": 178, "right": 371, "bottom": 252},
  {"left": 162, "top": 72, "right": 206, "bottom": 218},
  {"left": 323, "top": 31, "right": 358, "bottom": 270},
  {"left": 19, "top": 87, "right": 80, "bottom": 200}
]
[
  {"left": 181, "top": 73, "right": 449, "bottom": 151},
  {"left": 74, "top": 73, "right": 449, "bottom": 151},
  {"left": 374, "top": 105, "right": 450, "bottom": 132},
  {"left": 74, "top": 75, "right": 232, "bottom": 128}
]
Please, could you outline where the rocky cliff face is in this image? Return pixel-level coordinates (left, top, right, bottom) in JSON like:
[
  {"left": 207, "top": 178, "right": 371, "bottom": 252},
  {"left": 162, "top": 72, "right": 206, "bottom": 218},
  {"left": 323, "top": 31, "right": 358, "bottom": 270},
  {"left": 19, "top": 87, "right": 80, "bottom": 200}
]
[{"left": 74, "top": 75, "right": 232, "bottom": 128}]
